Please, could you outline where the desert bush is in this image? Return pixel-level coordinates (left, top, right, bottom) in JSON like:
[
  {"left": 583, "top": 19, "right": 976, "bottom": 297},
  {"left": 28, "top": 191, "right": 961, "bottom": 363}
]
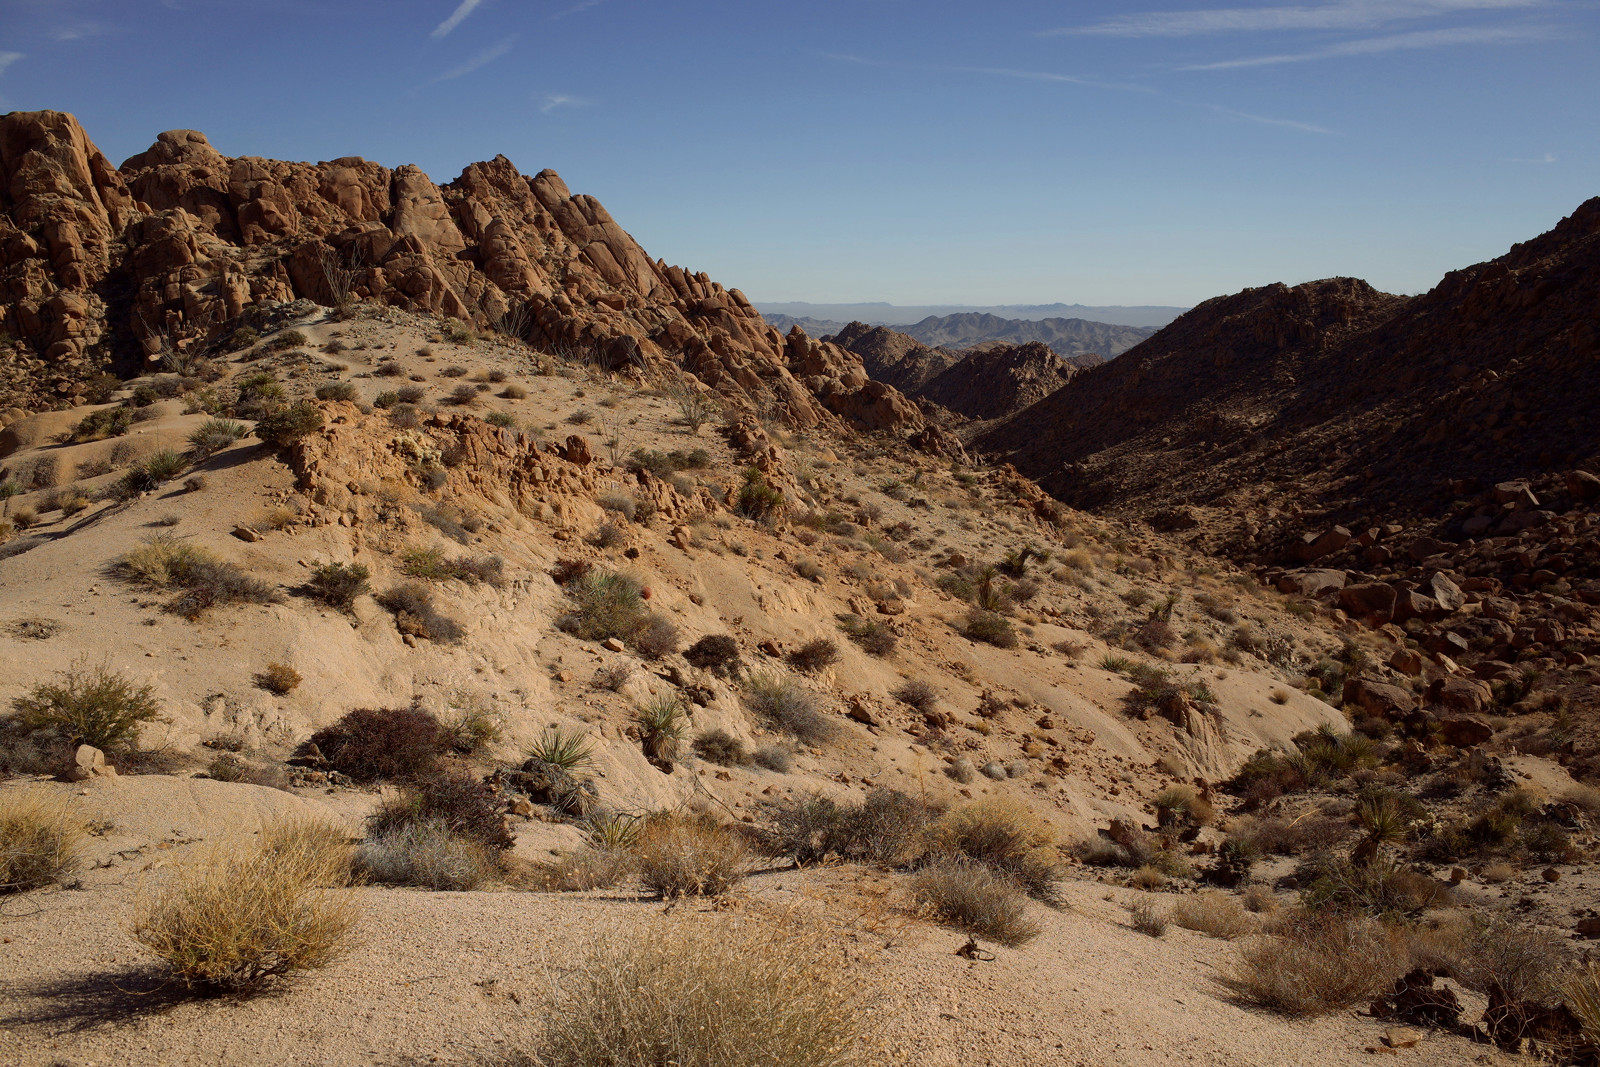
[
  {"left": 396, "top": 384, "right": 427, "bottom": 403},
  {"left": 1153, "top": 784, "right": 1215, "bottom": 828},
  {"left": 187, "top": 418, "right": 247, "bottom": 459},
  {"left": 308, "top": 561, "right": 370, "bottom": 610},
  {"left": 304, "top": 705, "right": 446, "bottom": 782},
  {"left": 788, "top": 637, "right": 840, "bottom": 673},
  {"left": 927, "top": 798, "right": 1061, "bottom": 903},
  {"left": 1564, "top": 963, "right": 1600, "bottom": 1050},
  {"left": 684, "top": 633, "right": 742, "bottom": 676},
  {"left": 314, "top": 381, "right": 356, "bottom": 402},
  {"left": 1170, "top": 892, "right": 1256, "bottom": 939},
  {"left": 485, "top": 410, "right": 515, "bottom": 428},
  {"left": 400, "top": 546, "right": 505, "bottom": 585},
  {"left": 260, "top": 817, "right": 352, "bottom": 888},
  {"left": 531, "top": 912, "right": 882, "bottom": 1067},
  {"left": 10, "top": 663, "right": 164, "bottom": 751},
  {"left": 558, "top": 568, "right": 648, "bottom": 641},
  {"left": 598, "top": 491, "right": 637, "bottom": 521},
  {"left": 367, "top": 770, "right": 514, "bottom": 853},
  {"left": 837, "top": 613, "right": 897, "bottom": 656},
  {"left": 256, "top": 661, "right": 301, "bottom": 695},
  {"left": 892, "top": 678, "right": 939, "bottom": 714},
  {"left": 537, "top": 843, "right": 637, "bottom": 892},
  {"left": 500, "top": 384, "right": 527, "bottom": 399},
  {"left": 1228, "top": 814, "right": 1352, "bottom": 856},
  {"left": 765, "top": 788, "right": 934, "bottom": 867},
  {"left": 0, "top": 787, "right": 84, "bottom": 893},
  {"left": 1455, "top": 915, "right": 1569, "bottom": 1009},
  {"left": 355, "top": 818, "right": 497, "bottom": 891},
  {"left": 373, "top": 390, "right": 400, "bottom": 408},
  {"left": 1298, "top": 853, "right": 1452, "bottom": 919},
  {"left": 255, "top": 402, "right": 324, "bottom": 449},
  {"left": 1224, "top": 913, "right": 1407, "bottom": 1016},
  {"left": 378, "top": 583, "right": 466, "bottom": 643},
  {"left": 224, "top": 326, "right": 260, "bottom": 351},
  {"left": 636, "top": 695, "right": 688, "bottom": 762},
  {"left": 693, "top": 729, "right": 749, "bottom": 766},
  {"left": 119, "top": 533, "right": 278, "bottom": 618},
  {"left": 133, "top": 828, "right": 357, "bottom": 993},
  {"left": 632, "top": 614, "right": 680, "bottom": 660},
  {"left": 913, "top": 862, "right": 1039, "bottom": 946},
  {"left": 744, "top": 669, "right": 834, "bottom": 743},
  {"left": 441, "top": 700, "right": 503, "bottom": 755},
  {"left": 1130, "top": 898, "right": 1168, "bottom": 937},
  {"left": 963, "top": 608, "right": 1018, "bottom": 648},
  {"left": 635, "top": 813, "right": 749, "bottom": 897},
  {"left": 753, "top": 745, "right": 793, "bottom": 773},
  {"left": 71, "top": 405, "right": 132, "bottom": 442}
]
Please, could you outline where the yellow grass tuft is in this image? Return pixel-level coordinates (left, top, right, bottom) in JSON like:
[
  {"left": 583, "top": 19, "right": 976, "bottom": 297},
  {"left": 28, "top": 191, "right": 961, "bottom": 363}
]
[{"left": 0, "top": 787, "right": 85, "bottom": 893}]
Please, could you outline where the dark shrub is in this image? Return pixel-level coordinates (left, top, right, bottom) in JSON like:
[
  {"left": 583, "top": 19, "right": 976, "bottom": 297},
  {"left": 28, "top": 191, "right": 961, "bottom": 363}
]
[
  {"left": 743, "top": 670, "right": 834, "bottom": 743},
  {"left": 787, "top": 638, "right": 840, "bottom": 674},
  {"left": 838, "top": 614, "right": 897, "bottom": 656},
  {"left": 892, "top": 678, "right": 939, "bottom": 714},
  {"left": 314, "top": 381, "right": 356, "bottom": 402},
  {"left": 71, "top": 405, "right": 132, "bottom": 443},
  {"left": 305, "top": 705, "right": 447, "bottom": 782},
  {"left": 378, "top": 583, "right": 466, "bottom": 643},
  {"left": 764, "top": 788, "right": 933, "bottom": 866},
  {"left": 963, "top": 609, "right": 1018, "bottom": 648},
  {"left": 366, "top": 770, "right": 514, "bottom": 852},
  {"left": 632, "top": 614, "right": 681, "bottom": 660},
  {"left": 693, "top": 729, "right": 749, "bottom": 766},
  {"left": 685, "top": 634, "right": 741, "bottom": 677}
]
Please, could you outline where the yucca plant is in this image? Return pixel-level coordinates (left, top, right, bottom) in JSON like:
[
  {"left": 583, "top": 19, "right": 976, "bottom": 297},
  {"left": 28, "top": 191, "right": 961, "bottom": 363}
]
[
  {"left": 1351, "top": 794, "right": 1410, "bottom": 867},
  {"left": 637, "top": 695, "right": 687, "bottom": 762},
  {"left": 586, "top": 812, "right": 645, "bottom": 852},
  {"left": 528, "top": 726, "right": 595, "bottom": 771}
]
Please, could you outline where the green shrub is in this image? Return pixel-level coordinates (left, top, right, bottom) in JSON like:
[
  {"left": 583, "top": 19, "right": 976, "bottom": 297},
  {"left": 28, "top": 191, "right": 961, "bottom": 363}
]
[
  {"left": 10, "top": 664, "right": 164, "bottom": 751},
  {"left": 307, "top": 561, "right": 370, "bottom": 610},
  {"left": 71, "top": 405, "right": 132, "bottom": 442},
  {"left": 255, "top": 402, "right": 324, "bottom": 448},
  {"left": 962, "top": 609, "right": 1018, "bottom": 648},
  {"left": 314, "top": 381, "right": 356, "bottom": 402},
  {"left": 224, "top": 326, "right": 260, "bottom": 352},
  {"left": 736, "top": 467, "right": 784, "bottom": 521},
  {"left": 119, "top": 534, "right": 278, "bottom": 618},
  {"left": 187, "top": 418, "right": 247, "bottom": 459},
  {"left": 142, "top": 449, "right": 188, "bottom": 483},
  {"left": 558, "top": 568, "right": 648, "bottom": 641}
]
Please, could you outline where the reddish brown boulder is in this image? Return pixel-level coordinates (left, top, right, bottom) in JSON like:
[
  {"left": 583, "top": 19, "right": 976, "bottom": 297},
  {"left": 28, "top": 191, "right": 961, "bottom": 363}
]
[
  {"left": 1436, "top": 716, "right": 1494, "bottom": 747},
  {"left": 1342, "top": 677, "right": 1417, "bottom": 719},
  {"left": 1388, "top": 648, "right": 1425, "bottom": 676},
  {"left": 1427, "top": 572, "right": 1466, "bottom": 613},
  {"left": 1427, "top": 676, "right": 1492, "bottom": 715},
  {"left": 1340, "top": 582, "right": 1397, "bottom": 620},
  {"left": 1567, "top": 469, "right": 1600, "bottom": 500},
  {"left": 1296, "top": 526, "right": 1351, "bottom": 562}
]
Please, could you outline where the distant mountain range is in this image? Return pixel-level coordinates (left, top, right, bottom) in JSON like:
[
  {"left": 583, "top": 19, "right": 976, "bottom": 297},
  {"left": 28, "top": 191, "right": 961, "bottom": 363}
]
[
  {"left": 757, "top": 301, "right": 1187, "bottom": 330},
  {"left": 765, "top": 311, "right": 1154, "bottom": 359}
]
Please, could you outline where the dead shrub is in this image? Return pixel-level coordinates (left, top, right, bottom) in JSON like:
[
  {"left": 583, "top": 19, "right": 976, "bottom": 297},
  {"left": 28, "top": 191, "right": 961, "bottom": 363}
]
[
  {"left": 912, "top": 862, "right": 1039, "bottom": 946},
  {"left": 365, "top": 770, "right": 514, "bottom": 853},
  {"left": 1223, "top": 913, "right": 1407, "bottom": 1016},
  {"left": 1130, "top": 898, "right": 1168, "bottom": 937},
  {"left": 764, "top": 788, "right": 934, "bottom": 867},
  {"left": 635, "top": 813, "right": 749, "bottom": 898},
  {"left": 537, "top": 845, "right": 637, "bottom": 892},
  {"left": 0, "top": 786, "right": 85, "bottom": 893},
  {"left": 1170, "top": 891, "right": 1257, "bottom": 939},
  {"left": 787, "top": 637, "right": 840, "bottom": 673},
  {"left": 354, "top": 818, "right": 498, "bottom": 891},
  {"left": 892, "top": 678, "right": 939, "bottom": 714},
  {"left": 927, "top": 798, "right": 1061, "bottom": 903},
  {"left": 531, "top": 913, "right": 885, "bottom": 1067},
  {"left": 684, "top": 633, "right": 742, "bottom": 677},
  {"left": 133, "top": 826, "right": 358, "bottom": 993},
  {"left": 743, "top": 669, "right": 835, "bottom": 743},
  {"left": 256, "top": 661, "right": 301, "bottom": 695},
  {"left": 693, "top": 729, "right": 749, "bottom": 766}
]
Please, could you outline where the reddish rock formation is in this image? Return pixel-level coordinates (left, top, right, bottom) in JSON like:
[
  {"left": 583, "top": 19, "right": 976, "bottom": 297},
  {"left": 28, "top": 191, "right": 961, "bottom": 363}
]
[{"left": 0, "top": 111, "right": 925, "bottom": 445}]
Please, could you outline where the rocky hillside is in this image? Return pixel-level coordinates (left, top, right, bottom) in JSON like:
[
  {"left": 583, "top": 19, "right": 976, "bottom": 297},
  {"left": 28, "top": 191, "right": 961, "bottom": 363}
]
[
  {"left": 0, "top": 111, "right": 937, "bottom": 448},
  {"left": 978, "top": 198, "right": 1600, "bottom": 549},
  {"left": 829, "top": 323, "right": 1092, "bottom": 423},
  {"left": 917, "top": 341, "right": 1084, "bottom": 422},
  {"left": 898, "top": 312, "right": 1152, "bottom": 357}
]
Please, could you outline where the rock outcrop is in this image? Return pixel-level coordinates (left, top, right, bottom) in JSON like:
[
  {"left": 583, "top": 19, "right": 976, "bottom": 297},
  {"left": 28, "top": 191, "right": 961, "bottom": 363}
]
[{"left": 0, "top": 111, "right": 925, "bottom": 445}]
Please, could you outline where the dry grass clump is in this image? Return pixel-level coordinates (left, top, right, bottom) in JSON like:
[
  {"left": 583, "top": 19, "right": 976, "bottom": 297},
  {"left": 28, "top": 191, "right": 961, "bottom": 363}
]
[
  {"left": 10, "top": 663, "right": 165, "bottom": 752},
  {"left": 892, "top": 677, "right": 939, "bottom": 714},
  {"left": 1129, "top": 898, "right": 1168, "bottom": 937},
  {"left": 693, "top": 728, "right": 750, "bottom": 766},
  {"left": 133, "top": 822, "right": 358, "bottom": 993},
  {"left": 537, "top": 844, "right": 637, "bottom": 892},
  {"left": 1170, "top": 891, "right": 1257, "bottom": 939},
  {"left": 1, "top": 787, "right": 85, "bottom": 893},
  {"left": 743, "top": 669, "right": 835, "bottom": 744},
  {"left": 256, "top": 661, "right": 302, "bottom": 695},
  {"left": 1223, "top": 913, "right": 1407, "bottom": 1016},
  {"left": 400, "top": 546, "right": 505, "bottom": 586},
  {"left": 355, "top": 818, "right": 498, "bottom": 892},
  {"left": 927, "top": 798, "right": 1061, "bottom": 903},
  {"left": 304, "top": 705, "right": 446, "bottom": 782},
  {"left": 913, "top": 862, "right": 1040, "bottom": 946},
  {"left": 377, "top": 582, "right": 466, "bottom": 643},
  {"left": 764, "top": 788, "right": 934, "bottom": 867},
  {"left": 531, "top": 912, "right": 885, "bottom": 1067},
  {"left": 1565, "top": 963, "right": 1600, "bottom": 1049},
  {"left": 634, "top": 813, "right": 749, "bottom": 898},
  {"left": 119, "top": 533, "right": 279, "bottom": 618}
]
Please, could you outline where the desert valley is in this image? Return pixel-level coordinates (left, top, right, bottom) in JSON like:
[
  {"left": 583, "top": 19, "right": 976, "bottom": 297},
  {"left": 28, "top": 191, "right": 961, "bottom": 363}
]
[{"left": 0, "top": 99, "right": 1597, "bottom": 1067}]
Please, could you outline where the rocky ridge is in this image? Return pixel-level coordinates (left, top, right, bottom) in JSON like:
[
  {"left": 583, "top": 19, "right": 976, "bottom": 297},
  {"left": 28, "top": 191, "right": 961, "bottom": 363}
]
[{"left": 0, "top": 111, "right": 929, "bottom": 445}]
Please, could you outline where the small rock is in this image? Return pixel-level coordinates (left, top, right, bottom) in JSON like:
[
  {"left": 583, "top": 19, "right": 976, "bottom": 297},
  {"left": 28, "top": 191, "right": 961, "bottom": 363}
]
[
  {"left": 601, "top": 637, "right": 625, "bottom": 652},
  {"left": 555, "top": 670, "right": 572, "bottom": 683},
  {"left": 1382, "top": 1028, "right": 1422, "bottom": 1049},
  {"left": 980, "top": 761, "right": 1007, "bottom": 780},
  {"left": 231, "top": 525, "right": 263, "bottom": 542},
  {"left": 1542, "top": 867, "right": 1560, "bottom": 883}
]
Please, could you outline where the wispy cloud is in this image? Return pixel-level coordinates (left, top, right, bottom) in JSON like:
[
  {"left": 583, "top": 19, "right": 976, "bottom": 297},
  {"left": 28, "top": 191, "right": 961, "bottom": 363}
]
[
  {"left": 539, "top": 93, "right": 591, "bottom": 113},
  {"left": 1505, "top": 152, "right": 1558, "bottom": 163},
  {"left": 430, "top": 38, "right": 515, "bottom": 82},
  {"left": 1179, "top": 23, "right": 1553, "bottom": 67},
  {"left": 824, "top": 52, "right": 1330, "bottom": 134},
  {"left": 0, "top": 52, "right": 23, "bottom": 76},
  {"left": 431, "top": 0, "right": 485, "bottom": 38},
  {"left": 553, "top": 0, "right": 605, "bottom": 18},
  {"left": 1043, "top": 0, "right": 1547, "bottom": 38}
]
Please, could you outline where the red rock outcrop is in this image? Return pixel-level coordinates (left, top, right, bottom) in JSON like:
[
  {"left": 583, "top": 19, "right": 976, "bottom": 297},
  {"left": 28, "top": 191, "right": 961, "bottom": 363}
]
[{"left": 0, "top": 111, "right": 925, "bottom": 445}]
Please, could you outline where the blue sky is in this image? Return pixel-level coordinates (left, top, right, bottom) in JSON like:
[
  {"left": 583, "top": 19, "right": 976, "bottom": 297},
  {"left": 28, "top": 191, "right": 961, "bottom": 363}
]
[{"left": 1, "top": 0, "right": 1594, "bottom": 306}]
